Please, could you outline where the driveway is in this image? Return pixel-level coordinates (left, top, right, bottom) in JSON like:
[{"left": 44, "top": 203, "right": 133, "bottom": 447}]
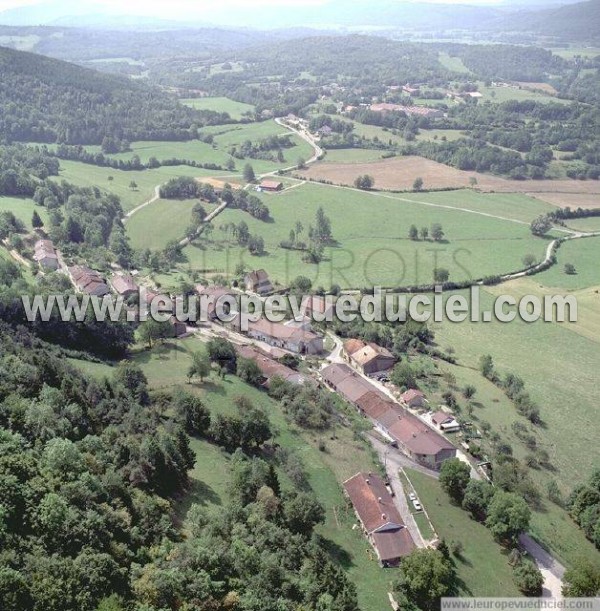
[{"left": 519, "top": 533, "right": 565, "bottom": 599}]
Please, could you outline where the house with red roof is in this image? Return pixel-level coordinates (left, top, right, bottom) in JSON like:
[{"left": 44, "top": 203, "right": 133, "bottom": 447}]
[{"left": 343, "top": 472, "right": 414, "bottom": 567}]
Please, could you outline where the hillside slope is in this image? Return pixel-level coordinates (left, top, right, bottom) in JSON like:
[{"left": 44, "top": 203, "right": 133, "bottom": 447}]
[{"left": 0, "top": 45, "right": 225, "bottom": 144}]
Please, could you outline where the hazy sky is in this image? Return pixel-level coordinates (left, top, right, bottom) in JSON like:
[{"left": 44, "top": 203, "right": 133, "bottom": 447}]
[{"left": 0, "top": 0, "right": 507, "bottom": 13}]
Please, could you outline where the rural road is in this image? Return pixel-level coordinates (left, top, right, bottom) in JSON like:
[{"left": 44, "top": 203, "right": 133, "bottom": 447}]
[
  {"left": 123, "top": 184, "right": 161, "bottom": 222},
  {"left": 519, "top": 534, "right": 565, "bottom": 598}
]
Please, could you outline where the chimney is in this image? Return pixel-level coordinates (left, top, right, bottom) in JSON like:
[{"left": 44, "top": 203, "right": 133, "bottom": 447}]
[
  {"left": 378, "top": 497, "right": 383, "bottom": 503},
  {"left": 365, "top": 478, "right": 370, "bottom": 485},
  {"left": 381, "top": 513, "right": 386, "bottom": 520}
]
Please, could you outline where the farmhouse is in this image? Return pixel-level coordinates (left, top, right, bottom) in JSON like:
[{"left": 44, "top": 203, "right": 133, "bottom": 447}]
[
  {"left": 245, "top": 269, "right": 273, "bottom": 295},
  {"left": 110, "top": 273, "right": 138, "bottom": 298},
  {"left": 431, "top": 410, "right": 461, "bottom": 433},
  {"left": 196, "top": 285, "right": 236, "bottom": 320},
  {"left": 69, "top": 266, "right": 110, "bottom": 296},
  {"left": 245, "top": 318, "right": 323, "bottom": 354},
  {"left": 399, "top": 388, "right": 426, "bottom": 408},
  {"left": 321, "top": 363, "right": 455, "bottom": 469},
  {"left": 304, "top": 295, "right": 335, "bottom": 320},
  {"left": 170, "top": 316, "right": 187, "bottom": 337},
  {"left": 258, "top": 180, "right": 283, "bottom": 192},
  {"left": 343, "top": 472, "right": 414, "bottom": 567},
  {"left": 236, "top": 345, "right": 313, "bottom": 387},
  {"left": 343, "top": 339, "right": 396, "bottom": 375},
  {"left": 33, "top": 239, "right": 59, "bottom": 271}
]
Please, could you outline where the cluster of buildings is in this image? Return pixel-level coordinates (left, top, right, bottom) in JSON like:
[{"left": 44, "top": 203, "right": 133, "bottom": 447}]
[
  {"left": 68, "top": 265, "right": 110, "bottom": 296},
  {"left": 369, "top": 103, "right": 444, "bottom": 118},
  {"left": 33, "top": 239, "right": 59, "bottom": 271},
  {"left": 343, "top": 472, "right": 415, "bottom": 567},
  {"left": 239, "top": 317, "right": 324, "bottom": 355},
  {"left": 321, "top": 361, "right": 456, "bottom": 469},
  {"left": 343, "top": 338, "right": 396, "bottom": 376},
  {"left": 236, "top": 344, "right": 313, "bottom": 388}
]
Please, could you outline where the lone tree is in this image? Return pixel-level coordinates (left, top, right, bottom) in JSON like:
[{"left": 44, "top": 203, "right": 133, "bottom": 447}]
[
  {"left": 431, "top": 223, "right": 445, "bottom": 241},
  {"left": 354, "top": 174, "right": 374, "bottom": 190},
  {"left": 439, "top": 458, "right": 471, "bottom": 504},
  {"left": 485, "top": 490, "right": 531, "bottom": 545},
  {"left": 513, "top": 560, "right": 544, "bottom": 596},
  {"left": 187, "top": 351, "right": 211, "bottom": 383},
  {"left": 243, "top": 163, "right": 256, "bottom": 183},
  {"left": 409, "top": 224, "right": 419, "bottom": 240},
  {"left": 297, "top": 157, "right": 307, "bottom": 170},
  {"left": 530, "top": 215, "right": 551, "bottom": 236},
  {"left": 31, "top": 210, "right": 44, "bottom": 229},
  {"left": 522, "top": 253, "right": 536, "bottom": 267},
  {"left": 564, "top": 262, "right": 577, "bottom": 275},
  {"left": 433, "top": 268, "right": 450, "bottom": 283},
  {"left": 413, "top": 177, "right": 424, "bottom": 191},
  {"left": 394, "top": 548, "right": 456, "bottom": 611},
  {"left": 129, "top": 180, "right": 138, "bottom": 191}
]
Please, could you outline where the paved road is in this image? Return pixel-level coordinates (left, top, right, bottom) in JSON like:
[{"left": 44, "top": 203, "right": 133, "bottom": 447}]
[{"left": 519, "top": 534, "right": 565, "bottom": 599}]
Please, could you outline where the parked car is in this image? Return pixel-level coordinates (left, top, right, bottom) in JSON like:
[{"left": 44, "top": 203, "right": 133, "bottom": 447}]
[
  {"left": 412, "top": 499, "right": 423, "bottom": 511},
  {"left": 408, "top": 492, "right": 417, "bottom": 501}
]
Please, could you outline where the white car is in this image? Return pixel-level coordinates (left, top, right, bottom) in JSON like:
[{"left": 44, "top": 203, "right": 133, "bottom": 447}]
[
  {"left": 408, "top": 492, "right": 417, "bottom": 501},
  {"left": 412, "top": 499, "right": 423, "bottom": 511}
]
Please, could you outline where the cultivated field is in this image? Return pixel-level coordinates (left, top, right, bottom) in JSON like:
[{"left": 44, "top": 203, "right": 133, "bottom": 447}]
[
  {"left": 181, "top": 181, "right": 548, "bottom": 289},
  {"left": 300, "top": 155, "right": 600, "bottom": 205}
]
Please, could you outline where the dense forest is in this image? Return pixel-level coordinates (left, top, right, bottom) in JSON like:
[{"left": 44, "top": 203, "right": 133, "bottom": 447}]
[{"left": 0, "top": 46, "right": 231, "bottom": 144}]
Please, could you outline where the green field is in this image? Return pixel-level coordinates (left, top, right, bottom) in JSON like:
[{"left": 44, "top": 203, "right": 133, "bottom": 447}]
[
  {"left": 181, "top": 96, "right": 254, "bottom": 120},
  {"left": 405, "top": 469, "right": 521, "bottom": 596},
  {"left": 477, "top": 82, "right": 569, "bottom": 104},
  {"left": 391, "top": 189, "right": 557, "bottom": 224},
  {"left": 181, "top": 182, "right": 548, "bottom": 289},
  {"left": 563, "top": 217, "right": 600, "bottom": 233},
  {"left": 128, "top": 337, "right": 397, "bottom": 610},
  {"left": 51, "top": 160, "right": 234, "bottom": 213},
  {"left": 0, "top": 196, "right": 49, "bottom": 230},
  {"left": 127, "top": 198, "right": 217, "bottom": 250},
  {"left": 438, "top": 52, "right": 472, "bottom": 74},
  {"left": 549, "top": 47, "right": 600, "bottom": 60}
]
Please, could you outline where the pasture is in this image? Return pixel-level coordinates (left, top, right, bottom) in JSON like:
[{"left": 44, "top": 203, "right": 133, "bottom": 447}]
[
  {"left": 181, "top": 181, "right": 548, "bottom": 289},
  {"left": 0, "top": 196, "right": 48, "bottom": 229},
  {"left": 429, "top": 234, "right": 600, "bottom": 566},
  {"left": 127, "top": 198, "right": 218, "bottom": 251},
  {"left": 181, "top": 96, "right": 254, "bottom": 119},
  {"left": 51, "top": 160, "right": 233, "bottom": 213},
  {"left": 438, "top": 52, "right": 472, "bottom": 73}
]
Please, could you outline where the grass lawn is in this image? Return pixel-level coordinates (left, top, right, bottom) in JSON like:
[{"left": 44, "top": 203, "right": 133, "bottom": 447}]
[
  {"left": 416, "top": 129, "right": 467, "bottom": 143},
  {"left": 130, "top": 337, "right": 395, "bottom": 610},
  {"left": 0, "top": 196, "right": 49, "bottom": 230},
  {"left": 181, "top": 96, "right": 254, "bottom": 120},
  {"left": 182, "top": 182, "right": 548, "bottom": 289},
  {"left": 126, "top": 198, "right": 218, "bottom": 251},
  {"left": 549, "top": 47, "right": 600, "bottom": 60},
  {"left": 405, "top": 469, "right": 521, "bottom": 596}
]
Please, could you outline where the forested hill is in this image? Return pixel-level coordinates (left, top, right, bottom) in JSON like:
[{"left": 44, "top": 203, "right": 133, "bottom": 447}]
[{"left": 0, "top": 46, "right": 227, "bottom": 145}]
